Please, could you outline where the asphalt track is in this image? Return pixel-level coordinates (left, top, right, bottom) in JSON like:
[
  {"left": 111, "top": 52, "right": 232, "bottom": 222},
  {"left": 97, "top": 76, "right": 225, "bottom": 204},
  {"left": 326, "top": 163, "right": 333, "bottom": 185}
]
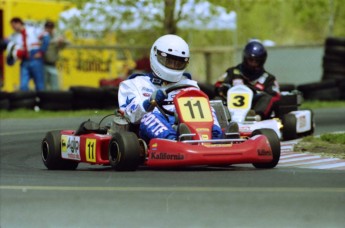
[{"left": 1, "top": 108, "right": 345, "bottom": 228}]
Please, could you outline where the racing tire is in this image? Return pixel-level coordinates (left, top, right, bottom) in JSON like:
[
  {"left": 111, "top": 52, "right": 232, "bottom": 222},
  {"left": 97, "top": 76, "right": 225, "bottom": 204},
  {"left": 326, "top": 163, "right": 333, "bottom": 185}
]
[
  {"left": 282, "top": 114, "right": 298, "bottom": 140},
  {"left": 251, "top": 128, "right": 280, "bottom": 169},
  {"left": 108, "top": 132, "right": 141, "bottom": 171},
  {"left": 279, "top": 83, "right": 296, "bottom": 92},
  {"left": 41, "top": 130, "right": 79, "bottom": 170}
]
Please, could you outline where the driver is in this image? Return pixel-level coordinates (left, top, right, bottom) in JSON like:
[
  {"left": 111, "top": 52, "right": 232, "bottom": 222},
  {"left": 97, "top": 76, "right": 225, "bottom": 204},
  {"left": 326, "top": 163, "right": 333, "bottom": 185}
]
[
  {"left": 118, "top": 34, "right": 223, "bottom": 142},
  {"left": 214, "top": 40, "right": 281, "bottom": 119}
]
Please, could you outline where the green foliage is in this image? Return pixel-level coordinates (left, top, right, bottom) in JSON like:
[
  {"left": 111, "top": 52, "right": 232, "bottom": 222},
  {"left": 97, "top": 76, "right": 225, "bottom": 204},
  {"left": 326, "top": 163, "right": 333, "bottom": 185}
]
[
  {"left": 321, "top": 133, "right": 345, "bottom": 144},
  {"left": 64, "top": 0, "right": 345, "bottom": 45},
  {"left": 300, "top": 101, "right": 345, "bottom": 110},
  {"left": 0, "top": 109, "right": 113, "bottom": 119}
]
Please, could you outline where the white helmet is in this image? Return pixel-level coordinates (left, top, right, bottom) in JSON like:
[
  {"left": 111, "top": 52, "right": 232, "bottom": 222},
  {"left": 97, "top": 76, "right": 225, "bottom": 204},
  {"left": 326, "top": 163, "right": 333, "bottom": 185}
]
[{"left": 150, "top": 34, "right": 190, "bottom": 83}]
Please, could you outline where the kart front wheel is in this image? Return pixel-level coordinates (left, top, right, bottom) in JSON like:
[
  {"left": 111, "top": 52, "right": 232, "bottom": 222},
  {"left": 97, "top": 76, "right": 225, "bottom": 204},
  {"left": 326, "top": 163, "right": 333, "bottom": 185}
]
[
  {"left": 41, "top": 130, "right": 79, "bottom": 170},
  {"left": 108, "top": 132, "right": 141, "bottom": 171},
  {"left": 251, "top": 128, "right": 281, "bottom": 169}
]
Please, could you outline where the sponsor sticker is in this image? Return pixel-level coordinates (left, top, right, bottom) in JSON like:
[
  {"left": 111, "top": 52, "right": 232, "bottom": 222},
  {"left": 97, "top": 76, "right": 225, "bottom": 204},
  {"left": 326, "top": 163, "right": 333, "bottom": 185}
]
[
  {"left": 61, "top": 135, "right": 81, "bottom": 161},
  {"left": 298, "top": 116, "right": 306, "bottom": 128},
  {"left": 150, "top": 152, "right": 184, "bottom": 160}
]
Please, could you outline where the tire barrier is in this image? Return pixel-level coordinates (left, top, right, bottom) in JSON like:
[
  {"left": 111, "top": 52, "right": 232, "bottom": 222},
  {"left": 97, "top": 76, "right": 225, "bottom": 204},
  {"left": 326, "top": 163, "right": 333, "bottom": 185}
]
[
  {"left": 0, "top": 86, "right": 119, "bottom": 111},
  {"left": 7, "top": 91, "right": 37, "bottom": 110},
  {"left": 322, "top": 37, "right": 345, "bottom": 82},
  {"left": 297, "top": 79, "right": 341, "bottom": 101},
  {"left": 37, "top": 91, "right": 74, "bottom": 111},
  {"left": 293, "top": 37, "right": 345, "bottom": 101},
  {"left": 279, "top": 83, "right": 296, "bottom": 92}
]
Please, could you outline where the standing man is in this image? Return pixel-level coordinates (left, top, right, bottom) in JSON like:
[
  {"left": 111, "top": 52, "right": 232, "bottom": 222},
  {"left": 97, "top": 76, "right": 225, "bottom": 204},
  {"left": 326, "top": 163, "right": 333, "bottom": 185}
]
[
  {"left": 42, "top": 20, "right": 68, "bottom": 90},
  {"left": 214, "top": 41, "right": 281, "bottom": 120},
  {"left": 7, "top": 17, "right": 50, "bottom": 91}
]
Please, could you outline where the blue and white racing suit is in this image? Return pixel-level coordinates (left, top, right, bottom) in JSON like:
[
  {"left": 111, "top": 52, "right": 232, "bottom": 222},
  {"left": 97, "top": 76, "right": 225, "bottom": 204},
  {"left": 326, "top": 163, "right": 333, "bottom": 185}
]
[{"left": 118, "top": 73, "right": 223, "bottom": 142}]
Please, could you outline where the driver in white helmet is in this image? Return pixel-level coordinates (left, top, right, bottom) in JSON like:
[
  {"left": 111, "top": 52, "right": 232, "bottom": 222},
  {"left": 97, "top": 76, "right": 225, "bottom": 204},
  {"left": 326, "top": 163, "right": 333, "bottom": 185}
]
[{"left": 118, "top": 34, "right": 223, "bottom": 142}]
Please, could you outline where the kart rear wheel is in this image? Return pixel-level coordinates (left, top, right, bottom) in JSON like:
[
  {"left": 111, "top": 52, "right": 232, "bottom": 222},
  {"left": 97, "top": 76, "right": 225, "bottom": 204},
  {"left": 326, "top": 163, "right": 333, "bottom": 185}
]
[
  {"left": 282, "top": 113, "right": 298, "bottom": 140},
  {"left": 41, "top": 130, "right": 79, "bottom": 170},
  {"left": 108, "top": 132, "right": 141, "bottom": 171},
  {"left": 252, "top": 128, "right": 280, "bottom": 169}
]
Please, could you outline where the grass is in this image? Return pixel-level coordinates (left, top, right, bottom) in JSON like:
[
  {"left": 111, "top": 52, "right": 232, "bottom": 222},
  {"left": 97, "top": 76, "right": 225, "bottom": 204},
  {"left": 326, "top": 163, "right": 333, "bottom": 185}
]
[
  {"left": 0, "top": 109, "right": 114, "bottom": 119},
  {"left": 294, "top": 133, "right": 345, "bottom": 159},
  {"left": 1, "top": 100, "right": 345, "bottom": 119},
  {"left": 299, "top": 100, "right": 345, "bottom": 110}
]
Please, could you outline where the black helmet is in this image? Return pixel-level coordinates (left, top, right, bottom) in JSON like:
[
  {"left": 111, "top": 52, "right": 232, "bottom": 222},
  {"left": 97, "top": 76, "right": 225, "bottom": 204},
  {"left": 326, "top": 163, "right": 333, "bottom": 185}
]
[{"left": 242, "top": 41, "right": 267, "bottom": 77}]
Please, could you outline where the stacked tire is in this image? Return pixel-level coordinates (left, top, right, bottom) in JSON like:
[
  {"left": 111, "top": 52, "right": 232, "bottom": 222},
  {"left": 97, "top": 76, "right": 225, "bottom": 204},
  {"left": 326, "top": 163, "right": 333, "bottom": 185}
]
[
  {"left": 297, "top": 37, "right": 345, "bottom": 101},
  {"left": 7, "top": 91, "right": 37, "bottom": 110},
  {"left": 70, "top": 86, "right": 118, "bottom": 110},
  {"left": 322, "top": 37, "right": 345, "bottom": 82},
  {"left": 37, "top": 91, "right": 74, "bottom": 110}
]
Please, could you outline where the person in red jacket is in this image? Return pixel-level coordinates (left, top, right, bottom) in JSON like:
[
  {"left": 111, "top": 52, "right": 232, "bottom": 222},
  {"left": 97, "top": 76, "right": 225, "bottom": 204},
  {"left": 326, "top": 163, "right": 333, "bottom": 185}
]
[{"left": 214, "top": 40, "right": 281, "bottom": 119}]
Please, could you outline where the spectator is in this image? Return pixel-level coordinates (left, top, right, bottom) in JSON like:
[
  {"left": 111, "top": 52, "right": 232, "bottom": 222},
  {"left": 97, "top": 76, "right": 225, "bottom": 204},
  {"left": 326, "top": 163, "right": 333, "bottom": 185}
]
[
  {"left": 42, "top": 20, "right": 68, "bottom": 90},
  {"left": 7, "top": 17, "right": 50, "bottom": 91}
]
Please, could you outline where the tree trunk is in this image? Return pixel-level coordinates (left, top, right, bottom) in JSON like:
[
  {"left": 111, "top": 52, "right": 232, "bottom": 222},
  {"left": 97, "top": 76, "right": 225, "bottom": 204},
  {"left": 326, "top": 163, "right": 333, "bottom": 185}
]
[{"left": 164, "top": 0, "right": 177, "bottom": 34}]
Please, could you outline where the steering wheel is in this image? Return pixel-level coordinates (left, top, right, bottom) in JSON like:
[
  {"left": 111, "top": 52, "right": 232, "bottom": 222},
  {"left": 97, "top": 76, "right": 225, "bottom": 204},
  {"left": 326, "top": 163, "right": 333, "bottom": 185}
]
[{"left": 157, "top": 84, "right": 199, "bottom": 117}]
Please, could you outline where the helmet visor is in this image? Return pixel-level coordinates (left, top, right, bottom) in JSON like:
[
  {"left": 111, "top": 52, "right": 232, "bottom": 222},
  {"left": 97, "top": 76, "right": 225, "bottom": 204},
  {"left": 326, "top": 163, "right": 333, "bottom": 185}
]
[
  {"left": 245, "top": 56, "right": 266, "bottom": 68},
  {"left": 156, "top": 49, "right": 189, "bottom": 70}
]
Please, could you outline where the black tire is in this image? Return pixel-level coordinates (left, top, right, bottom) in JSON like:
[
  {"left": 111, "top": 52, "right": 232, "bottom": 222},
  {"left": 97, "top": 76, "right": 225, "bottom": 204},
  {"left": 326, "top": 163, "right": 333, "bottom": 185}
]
[
  {"left": 41, "top": 130, "right": 79, "bottom": 170},
  {"left": 37, "top": 91, "right": 73, "bottom": 102},
  {"left": 108, "top": 132, "right": 141, "bottom": 171},
  {"left": 251, "top": 128, "right": 280, "bottom": 169},
  {"left": 279, "top": 83, "right": 296, "bottom": 92},
  {"left": 323, "top": 55, "right": 345, "bottom": 65},
  {"left": 322, "top": 72, "right": 345, "bottom": 82},
  {"left": 70, "top": 86, "right": 106, "bottom": 110},
  {"left": 37, "top": 91, "right": 74, "bottom": 110},
  {"left": 297, "top": 80, "right": 340, "bottom": 101},
  {"left": 0, "top": 99, "right": 10, "bottom": 110},
  {"left": 325, "top": 37, "right": 345, "bottom": 47},
  {"left": 102, "top": 87, "right": 119, "bottom": 109},
  {"left": 0, "top": 92, "right": 10, "bottom": 110},
  {"left": 282, "top": 113, "right": 298, "bottom": 140},
  {"left": 325, "top": 46, "right": 345, "bottom": 58},
  {"left": 9, "top": 98, "right": 37, "bottom": 110},
  {"left": 7, "top": 91, "right": 37, "bottom": 100},
  {"left": 39, "top": 102, "right": 73, "bottom": 111},
  {"left": 323, "top": 64, "right": 345, "bottom": 75}
]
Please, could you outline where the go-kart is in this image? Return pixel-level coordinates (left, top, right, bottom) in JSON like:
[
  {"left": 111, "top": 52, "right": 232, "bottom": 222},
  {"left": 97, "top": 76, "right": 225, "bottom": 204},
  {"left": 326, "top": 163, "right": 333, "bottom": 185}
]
[
  {"left": 41, "top": 84, "right": 281, "bottom": 171},
  {"left": 211, "top": 84, "right": 315, "bottom": 141}
]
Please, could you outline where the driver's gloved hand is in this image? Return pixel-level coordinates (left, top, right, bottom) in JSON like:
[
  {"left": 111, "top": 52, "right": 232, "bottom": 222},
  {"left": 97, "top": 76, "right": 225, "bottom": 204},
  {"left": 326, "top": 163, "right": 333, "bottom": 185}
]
[{"left": 143, "top": 89, "right": 167, "bottom": 112}]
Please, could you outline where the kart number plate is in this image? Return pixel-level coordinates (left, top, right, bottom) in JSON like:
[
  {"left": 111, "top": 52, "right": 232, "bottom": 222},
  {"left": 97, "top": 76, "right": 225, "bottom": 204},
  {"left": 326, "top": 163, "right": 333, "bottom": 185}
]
[
  {"left": 228, "top": 93, "right": 251, "bottom": 110},
  {"left": 85, "top": 139, "right": 97, "bottom": 162},
  {"left": 177, "top": 97, "right": 213, "bottom": 122}
]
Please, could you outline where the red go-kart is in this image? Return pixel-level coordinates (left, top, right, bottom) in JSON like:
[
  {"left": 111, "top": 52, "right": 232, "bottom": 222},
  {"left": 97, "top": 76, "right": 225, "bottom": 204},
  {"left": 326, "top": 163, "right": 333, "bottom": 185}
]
[{"left": 41, "top": 85, "right": 281, "bottom": 171}]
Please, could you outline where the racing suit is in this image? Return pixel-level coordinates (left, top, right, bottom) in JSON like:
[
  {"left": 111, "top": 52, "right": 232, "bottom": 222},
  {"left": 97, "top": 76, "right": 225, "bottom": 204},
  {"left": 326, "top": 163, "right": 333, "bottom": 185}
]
[
  {"left": 118, "top": 73, "right": 223, "bottom": 142},
  {"left": 8, "top": 25, "right": 50, "bottom": 91},
  {"left": 214, "top": 64, "right": 281, "bottom": 119}
]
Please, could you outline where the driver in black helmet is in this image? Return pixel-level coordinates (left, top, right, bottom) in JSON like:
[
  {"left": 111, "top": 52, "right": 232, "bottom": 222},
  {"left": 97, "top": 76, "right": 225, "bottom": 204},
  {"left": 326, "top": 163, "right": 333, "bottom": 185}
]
[{"left": 214, "top": 40, "right": 281, "bottom": 120}]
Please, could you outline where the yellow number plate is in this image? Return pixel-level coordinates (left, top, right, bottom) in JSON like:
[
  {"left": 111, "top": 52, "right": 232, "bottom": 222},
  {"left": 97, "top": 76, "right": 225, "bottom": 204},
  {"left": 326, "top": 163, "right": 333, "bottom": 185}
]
[
  {"left": 228, "top": 93, "right": 250, "bottom": 110},
  {"left": 85, "top": 139, "right": 96, "bottom": 162},
  {"left": 177, "top": 97, "right": 213, "bottom": 122}
]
